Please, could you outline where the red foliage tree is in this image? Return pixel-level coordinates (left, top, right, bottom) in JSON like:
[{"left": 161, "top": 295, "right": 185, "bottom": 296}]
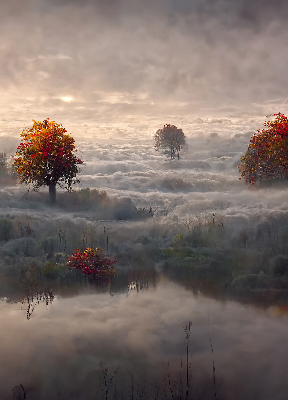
[
  {"left": 238, "top": 113, "right": 288, "bottom": 184},
  {"left": 67, "top": 247, "right": 116, "bottom": 282},
  {"left": 13, "top": 119, "right": 83, "bottom": 203}
]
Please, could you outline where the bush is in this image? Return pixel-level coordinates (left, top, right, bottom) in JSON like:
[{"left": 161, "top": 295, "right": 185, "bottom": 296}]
[{"left": 67, "top": 247, "right": 116, "bottom": 282}]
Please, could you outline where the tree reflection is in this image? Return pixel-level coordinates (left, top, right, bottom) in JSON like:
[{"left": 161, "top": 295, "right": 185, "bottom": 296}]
[
  {"left": 21, "top": 289, "right": 54, "bottom": 320},
  {"left": 12, "top": 384, "right": 26, "bottom": 400},
  {"left": 127, "top": 267, "right": 157, "bottom": 292}
]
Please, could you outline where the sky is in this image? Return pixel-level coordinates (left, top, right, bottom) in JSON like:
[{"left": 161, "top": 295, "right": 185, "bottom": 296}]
[{"left": 1, "top": 0, "right": 288, "bottom": 142}]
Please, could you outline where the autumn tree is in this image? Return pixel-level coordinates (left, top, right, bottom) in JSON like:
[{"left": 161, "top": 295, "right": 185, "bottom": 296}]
[
  {"left": 154, "top": 124, "right": 186, "bottom": 159},
  {"left": 13, "top": 119, "right": 83, "bottom": 203},
  {"left": 238, "top": 113, "right": 288, "bottom": 184},
  {"left": 67, "top": 247, "right": 116, "bottom": 282}
]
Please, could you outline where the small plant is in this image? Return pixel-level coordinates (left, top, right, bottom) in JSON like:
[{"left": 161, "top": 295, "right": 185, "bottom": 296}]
[{"left": 67, "top": 247, "right": 116, "bottom": 282}]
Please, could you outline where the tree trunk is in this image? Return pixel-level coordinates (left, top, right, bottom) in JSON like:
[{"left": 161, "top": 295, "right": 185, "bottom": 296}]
[{"left": 49, "top": 183, "right": 56, "bottom": 204}]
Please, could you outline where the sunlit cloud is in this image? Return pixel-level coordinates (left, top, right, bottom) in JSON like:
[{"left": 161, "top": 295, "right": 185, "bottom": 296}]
[
  {"left": 0, "top": 0, "right": 288, "bottom": 136},
  {"left": 96, "top": 91, "right": 149, "bottom": 105},
  {"left": 61, "top": 97, "right": 73, "bottom": 102},
  {"left": 25, "top": 54, "right": 72, "bottom": 62}
]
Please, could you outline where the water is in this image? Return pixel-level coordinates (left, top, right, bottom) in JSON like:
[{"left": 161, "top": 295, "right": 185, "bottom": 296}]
[{"left": 2, "top": 279, "right": 288, "bottom": 400}]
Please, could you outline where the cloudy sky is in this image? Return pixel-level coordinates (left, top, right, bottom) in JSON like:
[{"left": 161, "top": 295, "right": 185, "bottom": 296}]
[{"left": 1, "top": 0, "right": 288, "bottom": 141}]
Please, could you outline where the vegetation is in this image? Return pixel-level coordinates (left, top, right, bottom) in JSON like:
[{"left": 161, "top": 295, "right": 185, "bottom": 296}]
[
  {"left": 0, "top": 152, "right": 17, "bottom": 184},
  {"left": 67, "top": 247, "right": 116, "bottom": 282},
  {"left": 0, "top": 152, "right": 8, "bottom": 175},
  {"left": 154, "top": 124, "right": 186, "bottom": 159},
  {"left": 238, "top": 113, "right": 288, "bottom": 184},
  {"left": 13, "top": 118, "right": 83, "bottom": 203}
]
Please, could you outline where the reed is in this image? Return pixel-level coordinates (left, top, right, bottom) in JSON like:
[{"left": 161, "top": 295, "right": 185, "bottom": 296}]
[
  {"left": 210, "top": 312, "right": 217, "bottom": 400},
  {"left": 99, "top": 362, "right": 119, "bottom": 400}
]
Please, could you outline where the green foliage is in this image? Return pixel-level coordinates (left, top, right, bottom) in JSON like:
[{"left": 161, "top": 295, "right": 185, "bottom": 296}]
[
  {"left": 161, "top": 247, "right": 198, "bottom": 264},
  {"left": 173, "top": 233, "right": 185, "bottom": 249},
  {"left": 41, "top": 260, "right": 69, "bottom": 279}
]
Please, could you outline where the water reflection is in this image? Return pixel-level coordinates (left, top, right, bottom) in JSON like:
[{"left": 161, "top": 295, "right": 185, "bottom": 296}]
[
  {"left": 12, "top": 385, "right": 26, "bottom": 400},
  {"left": 127, "top": 267, "right": 157, "bottom": 292},
  {"left": 21, "top": 290, "right": 54, "bottom": 320},
  {"left": 0, "top": 280, "right": 288, "bottom": 399},
  {"left": 3, "top": 266, "right": 158, "bottom": 322}
]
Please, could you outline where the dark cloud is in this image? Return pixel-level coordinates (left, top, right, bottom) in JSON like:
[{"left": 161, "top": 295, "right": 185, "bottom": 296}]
[{"left": 40, "top": 0, "right": 288, "bottom": 23}]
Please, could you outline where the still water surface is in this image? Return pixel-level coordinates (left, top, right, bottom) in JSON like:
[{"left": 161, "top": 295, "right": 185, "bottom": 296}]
[{"left": 2, "top": 280, "right": 288, "bottom": 400}]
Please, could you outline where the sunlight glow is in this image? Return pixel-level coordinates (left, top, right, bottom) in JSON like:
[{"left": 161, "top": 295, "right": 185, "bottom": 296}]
[{"left": 61, "top": 97, "right": 73, "bottom": 102}]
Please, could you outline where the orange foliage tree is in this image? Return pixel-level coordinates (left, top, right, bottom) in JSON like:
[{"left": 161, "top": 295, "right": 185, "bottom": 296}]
[
  {"left": 13, "top": 119, "right": 83, "bottom": 203},
  {"left": 238, "top": 113, "right": 288, "bottom": 184},
  {"left": 154, "top": 124, "right": 186, "bottom": 159}
]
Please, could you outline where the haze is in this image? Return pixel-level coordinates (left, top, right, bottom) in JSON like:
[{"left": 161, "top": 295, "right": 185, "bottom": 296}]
[
  {"left": 2, "top": 1, "right": 288, "bottom": 399},
  {"left": 1, "top": 0, "right": 288, "bottom": 143}
]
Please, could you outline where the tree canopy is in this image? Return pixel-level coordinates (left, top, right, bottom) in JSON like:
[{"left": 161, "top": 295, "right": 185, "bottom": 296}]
[
  {"left": 67, "top": 247, "right": 116, "bottom": 282},
  {"left": 13, "top": 119, "right": 83, "bottom": 202},
  {"left": 154, "top": 124, "right": 186, "bottom": 159},
  {"left": 238, "top": 113, "right": 288, "bottom": 184}
]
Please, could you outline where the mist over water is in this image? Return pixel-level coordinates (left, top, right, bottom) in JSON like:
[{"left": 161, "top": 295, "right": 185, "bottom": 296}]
[{"left": 2, "top": 282, "right": 288, "bottom": 400}]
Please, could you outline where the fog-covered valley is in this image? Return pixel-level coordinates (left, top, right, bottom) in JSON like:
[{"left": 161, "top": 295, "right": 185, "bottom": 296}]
[
  {"left": 2, "top": 125, "right": 288, "bottom": 302},
  {"left": 3, "top": 0, "right": 288, "bottom": 397}
]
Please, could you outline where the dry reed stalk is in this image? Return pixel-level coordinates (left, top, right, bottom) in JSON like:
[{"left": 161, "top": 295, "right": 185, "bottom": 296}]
[{"left": 210, "top": 311, "right": 217, "bottom": 400}]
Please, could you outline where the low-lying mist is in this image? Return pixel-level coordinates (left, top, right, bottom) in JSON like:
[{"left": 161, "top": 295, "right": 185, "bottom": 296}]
[
  {"left": 2, "top": 283, "right": 288, "bottom": 400},
  {"left": 1, "top": 130, "right": 288, "bottom": 302},
  {"left": 1, "top": 125, "right": 288, "bottom": 399}
]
